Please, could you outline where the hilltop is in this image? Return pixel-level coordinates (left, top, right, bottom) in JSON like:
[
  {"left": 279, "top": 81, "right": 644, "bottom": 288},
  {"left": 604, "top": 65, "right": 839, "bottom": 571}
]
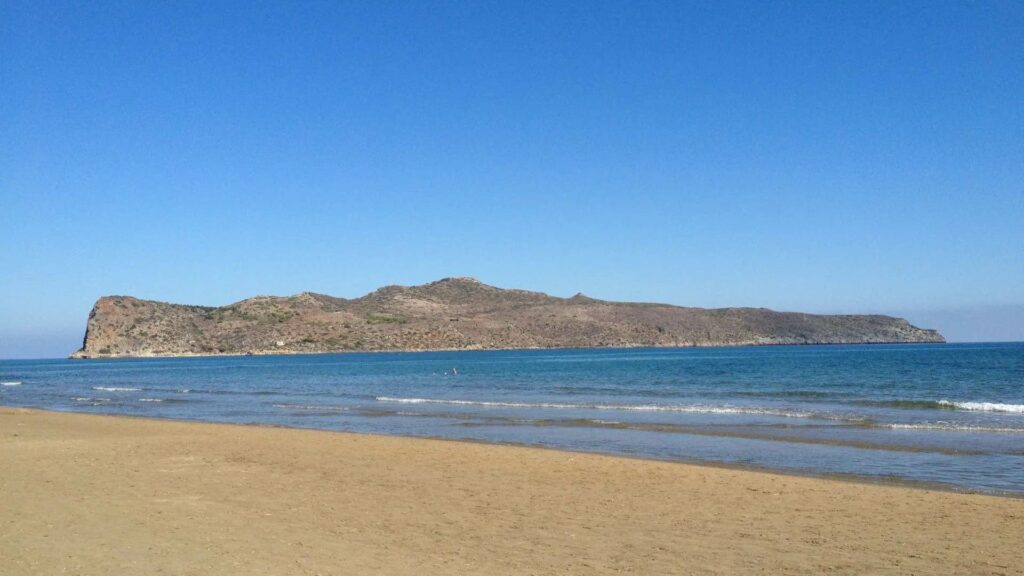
[{"left": 71, "top": 277, "right": 944, "bottom": 358}]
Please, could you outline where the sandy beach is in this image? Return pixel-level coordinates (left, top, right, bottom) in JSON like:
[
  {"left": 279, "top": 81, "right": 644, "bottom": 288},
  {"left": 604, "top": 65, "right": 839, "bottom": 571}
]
[{"left": 2, "top": 407, "right": 1021, "bottom": 575}]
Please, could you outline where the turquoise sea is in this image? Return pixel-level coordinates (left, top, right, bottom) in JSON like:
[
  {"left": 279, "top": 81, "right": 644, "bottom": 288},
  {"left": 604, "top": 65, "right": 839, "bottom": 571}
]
[{"left": 2, "top": 342, "right": 1022, "bottom": 493}]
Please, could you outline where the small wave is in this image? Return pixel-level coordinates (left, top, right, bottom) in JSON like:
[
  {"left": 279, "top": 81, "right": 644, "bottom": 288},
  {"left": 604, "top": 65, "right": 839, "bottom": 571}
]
[
  {"left": 938, "top": 401, "right": 1024, "bottom": 413},
  {"left": 860, "top": 399, "right": 1024, "bottom": 413},
  {"left": 72, "top": 397, "right": 118, "bottom": 405},
  {"left": 865, "top": 400, "right": 958, "bottom": 410},
  {"left": 137, "top": 397, "right": 193, "bottom": 404},
  {"left": 1, "top": 381, "right": 22, "bottom": 386},
  {"left": 273, "top": 403, "right": 349, "bottom": 412},
  {"left": 886, "top": 423, "right": 1024, "bottom": 433},
  {"left": 139, "top": 387, "right": 193, "bottom": 394},
  {"left": 92, "top": 386, "right": 141, "bottom": 392},
  {"left": 374, "top": 397, "right": 822, "bottom": 419},
  {"left": 180, "top": 387, "right": 282, "bottom": 397}
]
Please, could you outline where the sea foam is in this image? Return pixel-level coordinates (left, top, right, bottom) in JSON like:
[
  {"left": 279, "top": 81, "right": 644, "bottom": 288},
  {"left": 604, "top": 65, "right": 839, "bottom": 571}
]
[
  {"left": 92, "top": 386, "right": 141, "bottom": 392},
  {"left": 938, "top": 401, "right": 1024, "bottom": 413},
  {"left": 1, "top": 381, "right": 22, "bottom": 386},
  {"left": 273, "top": 403, "right": 350, "bottom": 412},
  {"left": 73, "top": 397, "right": 115, "bottom": 404},
  {"left": 374, "top": 396, "right": 820, "bottom": 419},
  {"left": 886, "top": 423, "right": 1024, "bottom": 433}
]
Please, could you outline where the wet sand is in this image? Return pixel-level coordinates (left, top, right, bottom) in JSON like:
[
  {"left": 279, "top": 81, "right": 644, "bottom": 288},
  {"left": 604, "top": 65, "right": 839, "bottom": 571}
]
[{"left": 2, "top": 407, "right": 1022, "bottom": 575}]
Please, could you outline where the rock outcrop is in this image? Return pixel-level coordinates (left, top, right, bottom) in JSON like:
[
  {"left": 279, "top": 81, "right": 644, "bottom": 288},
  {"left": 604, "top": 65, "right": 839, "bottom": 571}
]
[{"left": 71, "top": 277, "right": 944, "bottom": 358}]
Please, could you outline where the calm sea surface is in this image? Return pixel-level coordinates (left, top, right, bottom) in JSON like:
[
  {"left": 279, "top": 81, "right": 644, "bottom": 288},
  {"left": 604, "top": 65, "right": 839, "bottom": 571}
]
[{"left": 2, "top": 343, "right": 1022, "bottom": 493}]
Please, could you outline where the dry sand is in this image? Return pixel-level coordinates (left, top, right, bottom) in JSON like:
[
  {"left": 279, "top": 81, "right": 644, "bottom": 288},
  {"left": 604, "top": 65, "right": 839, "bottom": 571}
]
[{"left": 2, "top": 407, "right": 1021, "bottom": 575}]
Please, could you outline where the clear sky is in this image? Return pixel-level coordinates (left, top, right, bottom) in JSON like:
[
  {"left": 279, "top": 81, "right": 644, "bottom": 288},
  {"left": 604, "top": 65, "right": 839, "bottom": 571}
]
[{"left": 2, "top": 1, "right": 1022, "bottom": 358}]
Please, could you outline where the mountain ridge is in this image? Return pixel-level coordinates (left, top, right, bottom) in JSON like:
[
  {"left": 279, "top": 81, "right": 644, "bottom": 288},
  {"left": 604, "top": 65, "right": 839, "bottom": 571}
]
[{"left": 71, "top": 277, "right": 944, "bottom": 358}]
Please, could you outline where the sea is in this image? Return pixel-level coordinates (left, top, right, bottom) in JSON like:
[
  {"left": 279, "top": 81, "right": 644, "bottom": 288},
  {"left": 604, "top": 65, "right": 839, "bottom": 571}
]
[{"left": 2, "top": 342, "right": 1022, "bottom": 494}]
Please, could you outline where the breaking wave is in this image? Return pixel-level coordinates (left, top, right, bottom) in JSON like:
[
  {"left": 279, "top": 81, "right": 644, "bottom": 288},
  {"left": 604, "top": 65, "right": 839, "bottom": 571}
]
[
  {"left": 937, "top": 401, "right": 1024, "bottom": 413},
  {"left": 374, "top": 397, "right": 823, "bottom": 419},
  {"left": 273, "top": 403, "right": 350, "bottom": 412},
  {"left": 885, "top": 423, "right": 1024, "bottom": 433},
  {"left": 861, "top": 399, "right": 1024, "bottom": 413}
]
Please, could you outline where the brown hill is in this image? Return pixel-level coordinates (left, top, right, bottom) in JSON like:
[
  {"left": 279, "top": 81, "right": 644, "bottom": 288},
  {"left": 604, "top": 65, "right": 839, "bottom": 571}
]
[{"left": 70, "top": 277, "right": 944, "bottom": 358}]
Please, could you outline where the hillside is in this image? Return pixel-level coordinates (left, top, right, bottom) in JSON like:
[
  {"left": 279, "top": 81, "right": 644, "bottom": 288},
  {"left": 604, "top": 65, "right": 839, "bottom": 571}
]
[{"left": 71, "top": 277, "right": 944, "bottom": 358}]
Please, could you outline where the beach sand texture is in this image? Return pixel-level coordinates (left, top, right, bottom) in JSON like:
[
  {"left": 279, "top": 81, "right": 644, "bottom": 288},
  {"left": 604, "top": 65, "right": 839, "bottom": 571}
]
[{"left": 2, "top": 407, "right": 1021, "bottom": 575}]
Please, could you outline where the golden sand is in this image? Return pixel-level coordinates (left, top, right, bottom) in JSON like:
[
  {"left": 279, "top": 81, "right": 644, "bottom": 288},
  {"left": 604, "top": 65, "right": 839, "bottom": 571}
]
[{"left": 2, "top": 407, "right": 1021, "bottom": 575}]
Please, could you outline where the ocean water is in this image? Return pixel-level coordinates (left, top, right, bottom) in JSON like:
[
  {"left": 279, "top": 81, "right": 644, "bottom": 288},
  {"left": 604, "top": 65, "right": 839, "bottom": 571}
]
[{"left": 2, "top": 343, "right": 1022, "bottom": 494}]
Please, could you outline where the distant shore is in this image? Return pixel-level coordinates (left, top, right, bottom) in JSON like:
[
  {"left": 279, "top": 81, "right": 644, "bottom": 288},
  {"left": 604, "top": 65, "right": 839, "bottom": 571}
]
[
  {"left": 2, "top": 407, "right": 1020, "bottom": 575},
  {"left": 71, "top": 279, "right": 943, "bottom": 358},
  {"left": 69, "top": 339, "right": 947, "bottom": 359}
]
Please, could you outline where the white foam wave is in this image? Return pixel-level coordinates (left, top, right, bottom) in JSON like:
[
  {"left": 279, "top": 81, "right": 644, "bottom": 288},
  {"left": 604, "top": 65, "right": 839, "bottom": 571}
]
[
  {"left": 938, "top": 401, "right": 1024, "bottom": 413},
  {"left": 1, "top": 381, "right": 22, "bottom": 386},
  {"left": 886, "top": 423, "right": 1024, "bottom": 433},
  {"left": 272, "top": 403, "right": 349, "bottom": 412},
  {"left": 92, "top": 386, "right": 140, "bottom": 392},
  {"left": 139, "top": 398, "right": 164, "bottom": 402},
  {"left": 374, "top": 397, "right": 818, "bottom": 419}
]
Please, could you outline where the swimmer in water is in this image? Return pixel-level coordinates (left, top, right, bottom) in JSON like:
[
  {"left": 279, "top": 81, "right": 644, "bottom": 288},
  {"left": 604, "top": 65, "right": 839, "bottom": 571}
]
[{"left": 451, "top": 367, "right": 458, "bottom": 376}]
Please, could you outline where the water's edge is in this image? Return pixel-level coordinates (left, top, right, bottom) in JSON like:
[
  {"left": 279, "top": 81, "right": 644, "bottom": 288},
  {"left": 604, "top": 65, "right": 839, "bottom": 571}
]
[{"left": 8, "top": 406, "right": 1020, "bottom": 499}]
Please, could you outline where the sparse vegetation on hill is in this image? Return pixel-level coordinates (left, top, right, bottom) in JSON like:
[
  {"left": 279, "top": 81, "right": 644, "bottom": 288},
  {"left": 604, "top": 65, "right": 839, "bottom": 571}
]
[{"left": 71, "top": 277, "right": 944, "bottom": 358}]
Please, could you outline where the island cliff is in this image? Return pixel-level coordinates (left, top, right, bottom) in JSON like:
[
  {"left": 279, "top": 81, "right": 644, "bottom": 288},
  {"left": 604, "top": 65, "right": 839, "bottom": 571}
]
[{"left": 71, "top": 277, "right": 944, "bottom": 358}]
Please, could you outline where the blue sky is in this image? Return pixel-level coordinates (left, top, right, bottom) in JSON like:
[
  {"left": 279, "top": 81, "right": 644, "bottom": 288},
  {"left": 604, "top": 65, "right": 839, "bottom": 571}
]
[{"left": 2, "top": 1, "right": 1022, "bottom": 357}]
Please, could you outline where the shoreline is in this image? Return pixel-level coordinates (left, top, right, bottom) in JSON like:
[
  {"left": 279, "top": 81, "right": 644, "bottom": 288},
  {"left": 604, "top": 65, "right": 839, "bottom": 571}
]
[
  {"left": 10, "top": 405, "right": 1019, "bottom": 499},
  {"left": 67, "top": 340, "right": 948, "bottom": 360},
  {"left": 3, "top": 407, "right": 1022, "bottom": 575}
]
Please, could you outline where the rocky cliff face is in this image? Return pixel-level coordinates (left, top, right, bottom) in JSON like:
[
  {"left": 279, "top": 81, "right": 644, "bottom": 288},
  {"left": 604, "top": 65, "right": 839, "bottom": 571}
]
[{"left": 71, "top": 277, "right": 944, "bottom": 358}]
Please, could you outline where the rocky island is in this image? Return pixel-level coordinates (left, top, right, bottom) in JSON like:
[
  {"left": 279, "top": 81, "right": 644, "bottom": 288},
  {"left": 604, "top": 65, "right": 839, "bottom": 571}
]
[{"left": 71, "top": 277, "right": 944, "bottom": 358}]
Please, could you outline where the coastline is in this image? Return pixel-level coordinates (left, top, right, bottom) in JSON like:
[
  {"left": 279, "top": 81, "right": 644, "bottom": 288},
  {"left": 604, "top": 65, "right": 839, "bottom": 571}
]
[
  {"left": 7, "top": 405, "right": 1014, "bottom": 497},
  {"left": 3, "top": 407, "right": 1021, "bottom": 575},
  {"left": 67, "top": 339, "right": 948, "bottom": 360}
]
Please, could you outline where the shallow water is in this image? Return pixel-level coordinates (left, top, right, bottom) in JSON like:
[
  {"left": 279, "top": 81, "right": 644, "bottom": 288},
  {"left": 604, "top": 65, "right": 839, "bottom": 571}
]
[{"left": 2, "top": 343, "right": 1022, "bottom": 493}]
